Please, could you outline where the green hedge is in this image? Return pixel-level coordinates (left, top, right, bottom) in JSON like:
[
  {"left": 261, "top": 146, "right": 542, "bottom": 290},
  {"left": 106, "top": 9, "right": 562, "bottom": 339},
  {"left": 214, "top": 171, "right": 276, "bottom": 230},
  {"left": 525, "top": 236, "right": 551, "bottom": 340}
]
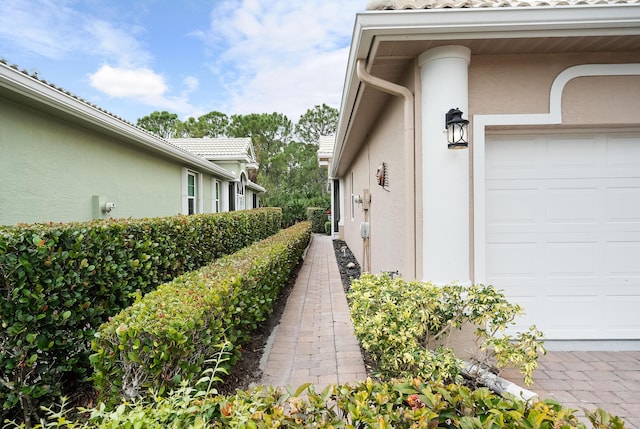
[
  {"left": 306, "top": 207, "right": 328, "bottom": 233},
  {"left": 0, "top": 208, "right": 281, "bottom": 422},
  {"left": 5, "top": 379, "right": 625, "bottom": 428},
  {"left": 91, "top": 221, "right": 312, "bottom": 404}
]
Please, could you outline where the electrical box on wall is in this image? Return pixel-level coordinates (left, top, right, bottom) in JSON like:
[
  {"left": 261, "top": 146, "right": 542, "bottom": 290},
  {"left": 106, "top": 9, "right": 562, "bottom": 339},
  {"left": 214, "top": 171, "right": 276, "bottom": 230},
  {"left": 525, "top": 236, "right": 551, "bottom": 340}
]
[
  {"left": 360, "top": 222, "right": 370, "bottom": 239},
  {"left": 362, "top": 189, "right": 371, "bottom": 210}
]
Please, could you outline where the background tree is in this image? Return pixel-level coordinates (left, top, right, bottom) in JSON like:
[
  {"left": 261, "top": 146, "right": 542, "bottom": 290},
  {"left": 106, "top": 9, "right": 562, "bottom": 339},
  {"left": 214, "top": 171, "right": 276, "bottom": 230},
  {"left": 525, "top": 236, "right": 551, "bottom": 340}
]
[
  {"left": 295, "top": 103, "right": 338, "bottom": 144},
  {"left": 174, "top": 117, "right": 198, "bottom": 137},
  {"left": 137, "top": 107, "right": 334, "bottom": 226},
  {"left": 194, "top": 111, "right": 229, "bottom": 137},
  {"left": 136, "top": 111, "right": 181, "bottom": 139},
  {"left": 227, "top": 112, "right": 293, "bottom": 178}
]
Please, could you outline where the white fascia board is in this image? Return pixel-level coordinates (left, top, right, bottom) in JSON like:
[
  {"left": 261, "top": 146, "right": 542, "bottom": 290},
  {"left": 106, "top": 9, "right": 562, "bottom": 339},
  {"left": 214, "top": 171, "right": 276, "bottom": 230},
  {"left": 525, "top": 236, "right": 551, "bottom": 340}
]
[
  {"left": 331, "top": 4, "right": 640, "bottom": 178},
  {"left": 0, "top": 64, "right": 235, "bottom": 181},
  {"left": 246, "top": 181, "right": 266, "bottom": 193},
  {"left": 203, "top": 155, "right": 253, "bottom": 163}
]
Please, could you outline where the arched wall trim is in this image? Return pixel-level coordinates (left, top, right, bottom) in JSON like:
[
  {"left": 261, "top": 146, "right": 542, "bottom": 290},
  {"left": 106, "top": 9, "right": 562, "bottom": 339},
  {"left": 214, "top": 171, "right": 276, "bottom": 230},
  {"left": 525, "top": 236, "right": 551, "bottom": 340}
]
[{"left": 472, "top": 63, "right": 640, "bottom": 283}]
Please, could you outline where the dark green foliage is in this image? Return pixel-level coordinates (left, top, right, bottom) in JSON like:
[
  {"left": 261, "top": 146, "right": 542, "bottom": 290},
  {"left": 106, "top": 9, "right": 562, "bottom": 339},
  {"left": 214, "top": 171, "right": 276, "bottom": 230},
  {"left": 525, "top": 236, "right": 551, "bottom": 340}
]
[
  {"left": 268, "top": 193, "right": 330, "bottom": 228},
  {"left": 294, "top": 103, "right": 338, "bottom": 145},
  {"left": 135, "top": 107, "right": 335, "bottom": 230},
  {"left": 306, "top": 207, "right": 328, "bottom": 234},
  {"left": 0, "top": 209, "right": 281, "bottom": 422},
  {"left": 91, "top": 222, "right": 312, "bottom": 405}
]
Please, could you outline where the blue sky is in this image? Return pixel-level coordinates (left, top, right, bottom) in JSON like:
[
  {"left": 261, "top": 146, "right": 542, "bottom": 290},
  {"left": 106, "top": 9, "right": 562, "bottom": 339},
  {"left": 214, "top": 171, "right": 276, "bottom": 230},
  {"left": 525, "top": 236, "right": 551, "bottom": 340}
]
[{"left": 0, "top": 0, "right": 364, "bottom": 124}]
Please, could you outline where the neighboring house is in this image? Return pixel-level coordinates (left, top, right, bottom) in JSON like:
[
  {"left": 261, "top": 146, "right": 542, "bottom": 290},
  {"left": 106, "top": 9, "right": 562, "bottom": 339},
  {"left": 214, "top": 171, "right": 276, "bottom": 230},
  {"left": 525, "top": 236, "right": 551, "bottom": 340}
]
[
  {"left": 0, "top": 60, "right": 253, "bottom": 226},
  {"left": 318, "top": 135, "right": 341, "bottom": 233},
  {"left": 167, "top": 138, "right": 265, "bottom": 211},
  {"left": 331, "top": 0, "right": 640, "bottom": 346},
  {"left": 317, "top": 135, "right": 335, "bottom": 168}
]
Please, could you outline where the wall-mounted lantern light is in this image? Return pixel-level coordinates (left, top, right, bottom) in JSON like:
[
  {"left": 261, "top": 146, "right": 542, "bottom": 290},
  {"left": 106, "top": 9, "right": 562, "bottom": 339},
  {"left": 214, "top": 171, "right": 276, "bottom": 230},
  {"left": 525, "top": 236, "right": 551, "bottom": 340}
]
[{"left": 445, "top": 108, "right": 469, "bottom": 149}]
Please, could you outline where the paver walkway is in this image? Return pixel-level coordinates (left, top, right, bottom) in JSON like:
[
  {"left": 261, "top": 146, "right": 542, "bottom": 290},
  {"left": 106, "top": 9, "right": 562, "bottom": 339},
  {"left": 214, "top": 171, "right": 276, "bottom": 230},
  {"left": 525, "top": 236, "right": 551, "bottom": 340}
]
[
  {"left": 260, "top": 233, "right": 640, "bottom": 428},
  {"left": 502, "top": 351, "right": 640, "bottom": 428},
  {"left": 259, "top": 234, "right": 367, "bottom": 389}
]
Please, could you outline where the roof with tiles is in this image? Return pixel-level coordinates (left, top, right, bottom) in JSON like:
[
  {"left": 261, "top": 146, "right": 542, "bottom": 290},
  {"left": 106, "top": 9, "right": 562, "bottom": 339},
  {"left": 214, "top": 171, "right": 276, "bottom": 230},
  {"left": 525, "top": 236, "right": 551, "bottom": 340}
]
[
  {"left": 366, "top": 0, "right": 639, "bottom": 8},
  {"left": 167, "top": 137, "right": 257, "bottom": 162},
  {"left": 0, "top": 59, "right": 237, "bottom": 180},
  {"left": 0, "top": 58, "right": 138, "bottom": 127},
  {"left": 318, "top": 135, "right": 335, "bottom": 156}
]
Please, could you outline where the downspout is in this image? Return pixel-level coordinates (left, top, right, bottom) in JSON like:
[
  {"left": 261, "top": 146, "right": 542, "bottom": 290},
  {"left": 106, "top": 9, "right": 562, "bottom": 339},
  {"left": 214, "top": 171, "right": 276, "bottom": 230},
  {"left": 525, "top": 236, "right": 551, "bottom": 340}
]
[{"left": 356, "top": 59, "right": 416, "bottom": 279}]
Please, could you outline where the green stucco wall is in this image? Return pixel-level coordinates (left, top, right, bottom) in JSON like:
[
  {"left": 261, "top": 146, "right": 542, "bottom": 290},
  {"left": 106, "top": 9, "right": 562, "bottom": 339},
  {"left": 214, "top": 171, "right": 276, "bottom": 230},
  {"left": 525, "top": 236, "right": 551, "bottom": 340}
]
[{"left": 0, "top": 98, "right": 213, "bottom": 225}]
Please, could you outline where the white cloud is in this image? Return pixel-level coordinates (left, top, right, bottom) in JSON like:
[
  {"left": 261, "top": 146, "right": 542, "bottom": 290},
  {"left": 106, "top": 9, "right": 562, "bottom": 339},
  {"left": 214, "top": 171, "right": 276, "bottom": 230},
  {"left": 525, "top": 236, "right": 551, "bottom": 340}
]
[
  {"left": 0, "top": 0, "right": 151, "bottom": 69},
  {"left": 183, "top": 76, "right": 199, "bottom": 94},
  {"left": 83, "top": 20, "right": 151, "bottom": 68},
  {"left": 202, "top": 0, "right": 362, "bottom": 119},
  {"left": 88, "top": 65, "right": 197, "bottom": 116},
  {"left": 0, "top": 0, "right": 84, "bottom": 59},
  {"left": 89, "top": 65, "right": 167, "bottom": 98}
]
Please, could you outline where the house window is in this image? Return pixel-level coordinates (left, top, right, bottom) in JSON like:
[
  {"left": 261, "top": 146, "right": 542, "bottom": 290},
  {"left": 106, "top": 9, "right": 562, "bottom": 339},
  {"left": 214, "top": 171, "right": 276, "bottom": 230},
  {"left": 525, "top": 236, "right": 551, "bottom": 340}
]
[
  {"left": 228, "top": 182, "right": 235, "bottom": 211},
  {"left": 212, "top": 179, "right": 220, "bottom": 213},
  {"left": 236, "top": 175, "right": 246, "bottom": 210},
  {"left": 182, "top": 168, "right": 202, "bottom": 215},
  {"left": 350, "top": 171, "right": 355, "bottom": 220},
  {"left": 187, "top": 172, "right": 196, "bottom": 215}
]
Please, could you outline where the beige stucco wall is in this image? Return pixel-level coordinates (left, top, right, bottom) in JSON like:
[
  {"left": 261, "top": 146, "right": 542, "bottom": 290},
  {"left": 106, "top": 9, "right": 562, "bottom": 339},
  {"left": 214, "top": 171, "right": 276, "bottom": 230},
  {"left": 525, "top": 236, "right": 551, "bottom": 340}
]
[
  {"left": 469, "top": 51, "right": 640, "bottom": 119},
  {"left": 343, "top": 50, "right": 639, "bottom": 279},
  {"left": 342, "top": 86, "right": 413, "bottom": 278},
  {"left": 0, "top": 97, "right": 218, "bottom": 225}
]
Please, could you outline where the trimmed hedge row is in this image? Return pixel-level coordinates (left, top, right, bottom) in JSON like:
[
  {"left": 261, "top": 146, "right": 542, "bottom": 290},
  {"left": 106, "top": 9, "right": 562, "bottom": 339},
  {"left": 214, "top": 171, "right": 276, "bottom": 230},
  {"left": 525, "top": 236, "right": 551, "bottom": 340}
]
[
  {"left": 0, "top": 209, "right": 281, "bottom": 422},
  {"left": 91, "top": 221, "right": 312, "bottom": 404},
  {"left": 306, "top": 207, "right": 328, "bottom": 234}
]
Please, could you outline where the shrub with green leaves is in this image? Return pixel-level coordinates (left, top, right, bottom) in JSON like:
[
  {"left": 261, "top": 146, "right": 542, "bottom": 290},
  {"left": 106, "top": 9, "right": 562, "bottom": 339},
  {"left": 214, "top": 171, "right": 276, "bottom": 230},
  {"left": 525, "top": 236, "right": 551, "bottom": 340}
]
[
  {"left": 0, "top": 208, "right": 281, "bottom": 424},
  {"left": 91, "top": 222, "right": 312, "bottom": 405},
  {"left": 348, "top": 273, "right": 546, "bottom": 385},
  {"left": 3, "top": 378, "right": 626, "bottom": 428},
  {"left": 305, "top": 207, "right": 328, "bottom": 233},
  {"left": 266, "top": 193, "right": 330, "bottom": 228}
]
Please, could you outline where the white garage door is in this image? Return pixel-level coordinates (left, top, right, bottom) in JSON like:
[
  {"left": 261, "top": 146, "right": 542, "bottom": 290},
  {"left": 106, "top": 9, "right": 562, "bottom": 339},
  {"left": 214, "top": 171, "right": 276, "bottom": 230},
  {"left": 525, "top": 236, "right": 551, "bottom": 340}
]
[{"left": 486, "top": 132, "right": 640, "bottom": 340}]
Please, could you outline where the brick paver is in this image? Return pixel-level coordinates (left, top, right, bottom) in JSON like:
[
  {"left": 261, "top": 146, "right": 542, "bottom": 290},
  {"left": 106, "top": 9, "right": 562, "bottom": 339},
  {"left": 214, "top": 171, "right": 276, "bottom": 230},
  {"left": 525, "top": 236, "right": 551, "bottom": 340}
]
[
  {"left": 502, "top": 351, "right": 640, "bottom": 428},
  {"left": 260, "top": 234, "right": 640, "bottom": 428},
  {"left": 259, "top": 234, "right": 367, "bottom": 390}
]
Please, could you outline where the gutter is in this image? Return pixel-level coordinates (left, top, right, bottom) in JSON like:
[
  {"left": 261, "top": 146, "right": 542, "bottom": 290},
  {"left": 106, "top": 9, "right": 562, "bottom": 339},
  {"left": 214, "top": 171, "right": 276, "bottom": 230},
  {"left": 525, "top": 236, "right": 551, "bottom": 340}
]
[
  {"left": 355, "top": 59, "right": 417, "bottom": 280},
  {"left": 0, "top": 62, "right": 235, "bottom": 181}
]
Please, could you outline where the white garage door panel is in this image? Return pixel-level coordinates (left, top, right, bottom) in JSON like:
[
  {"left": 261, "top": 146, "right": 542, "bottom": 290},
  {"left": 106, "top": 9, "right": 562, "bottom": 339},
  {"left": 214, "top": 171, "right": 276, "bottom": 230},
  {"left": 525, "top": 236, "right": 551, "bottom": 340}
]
[
  {"left": 546, "top": 242, "right": 599, "bottom": 278},
  {"left": 608, "top": 187, "right": 640, "bottom": 222},
  {"left": 606, "top": 296, "right": 640, "bottom": 333},
  {"left": 486, "top": 132, "right": 640, "bottom": 340},
  {"left": 607, "top": 241, "right": 640, "bottom": 277},
  {"left": 547, "top": 187, "right": 599, "bottom": 223}
]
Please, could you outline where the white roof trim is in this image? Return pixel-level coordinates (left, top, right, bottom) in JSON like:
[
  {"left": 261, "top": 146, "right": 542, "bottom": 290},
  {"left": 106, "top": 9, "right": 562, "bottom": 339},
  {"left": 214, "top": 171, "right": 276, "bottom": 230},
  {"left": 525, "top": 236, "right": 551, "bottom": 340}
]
[
  {"left": 332, "top": 4, "right": 640, "bottom": 177},
  {"left": 0, "top": 62, "right": 235, "bottom": 181}
]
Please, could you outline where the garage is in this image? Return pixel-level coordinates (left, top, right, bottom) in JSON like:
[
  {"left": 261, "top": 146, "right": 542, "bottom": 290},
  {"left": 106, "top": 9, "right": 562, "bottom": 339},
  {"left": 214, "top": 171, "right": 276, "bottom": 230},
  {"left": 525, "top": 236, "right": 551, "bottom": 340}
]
[{"left": 485, "top": 131, "right": 640, "bottom": 340}]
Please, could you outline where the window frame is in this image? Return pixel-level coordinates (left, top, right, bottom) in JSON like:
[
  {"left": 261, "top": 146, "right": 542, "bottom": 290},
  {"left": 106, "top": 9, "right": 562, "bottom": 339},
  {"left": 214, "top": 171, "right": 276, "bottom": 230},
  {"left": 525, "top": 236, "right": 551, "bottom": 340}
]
[{"left": 182, "top": 168, "right": 203, "bottom": 215}]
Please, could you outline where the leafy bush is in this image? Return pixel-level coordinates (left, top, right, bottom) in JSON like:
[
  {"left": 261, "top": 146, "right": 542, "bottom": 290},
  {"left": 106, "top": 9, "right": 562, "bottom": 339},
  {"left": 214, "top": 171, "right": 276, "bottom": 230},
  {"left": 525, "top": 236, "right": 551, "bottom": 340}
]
[
  {"left": 0, "top": 209, "right": 281, "bottom": 423},
  {"left": 348, "top": 273, "right": 545, "bottom": 385},
  {"left": 4, "top": 378, "right": 625, "bottom": 428},
  {"left": 306, "top": 207, "right": 328, "bottom": 233},
  {"left": 324, "top": 221, "right": 331, "bottom": 235},
  {"left": 91, "top": 222, "right": 312, "bottom": 405},
  {"left": 266, "top": 193, "right": 330, "bottom": 228}
]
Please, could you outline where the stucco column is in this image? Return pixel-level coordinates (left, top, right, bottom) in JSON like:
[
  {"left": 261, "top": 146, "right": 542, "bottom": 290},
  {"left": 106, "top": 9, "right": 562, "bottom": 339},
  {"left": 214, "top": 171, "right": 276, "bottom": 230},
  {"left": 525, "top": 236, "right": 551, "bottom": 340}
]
[{"left": 418, "top": 46, "right": 471, "bottom": 285}]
